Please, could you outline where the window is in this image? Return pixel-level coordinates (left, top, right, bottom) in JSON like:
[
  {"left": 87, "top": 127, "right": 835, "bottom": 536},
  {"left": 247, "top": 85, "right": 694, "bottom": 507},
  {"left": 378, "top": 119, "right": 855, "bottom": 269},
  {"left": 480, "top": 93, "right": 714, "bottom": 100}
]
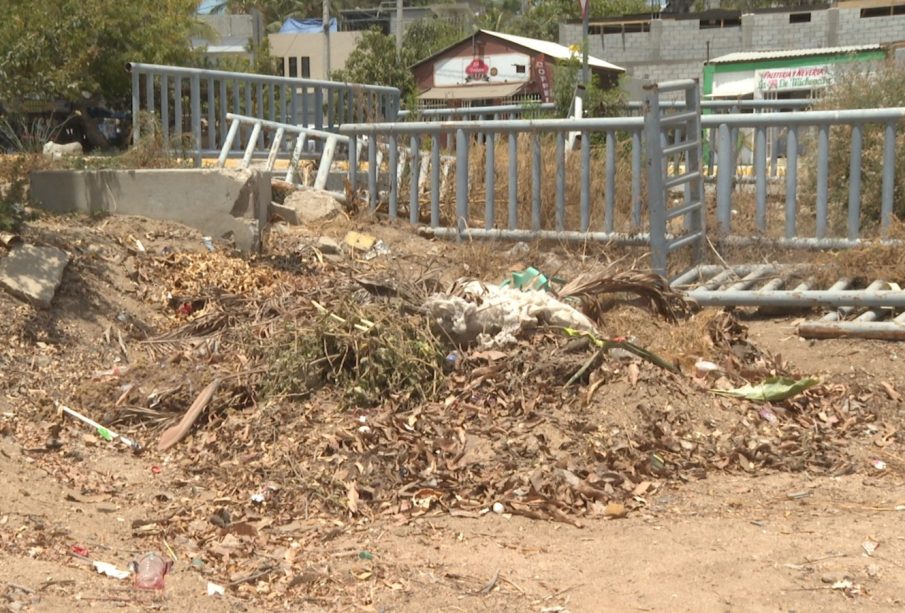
[
  {"left": 589, "top": 22, "right": 650, "bottom": 35},
  {"left": 699, "top": 17, "right": 741, "bottom": 29},
  {"left": 861, "top": 4, "right": 905, "bottom": 16},
  {"left": 515, "top": 64, "right": 526, "bottom": 74},
  {"left": 301, "top": 57, "right": 311, "bottom": 78},
  {"left": 288, "top": 57, "right": 298, "bottom": 77},
  {"left": 789, "top": 12, "right": 811, "bottom": 23}
]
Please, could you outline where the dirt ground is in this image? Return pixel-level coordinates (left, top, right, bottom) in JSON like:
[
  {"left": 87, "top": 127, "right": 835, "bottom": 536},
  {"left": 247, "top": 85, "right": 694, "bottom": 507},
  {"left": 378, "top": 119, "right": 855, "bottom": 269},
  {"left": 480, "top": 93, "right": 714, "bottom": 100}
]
[{"left": 2, "top": 212, "right": 905, "bottom": 612}]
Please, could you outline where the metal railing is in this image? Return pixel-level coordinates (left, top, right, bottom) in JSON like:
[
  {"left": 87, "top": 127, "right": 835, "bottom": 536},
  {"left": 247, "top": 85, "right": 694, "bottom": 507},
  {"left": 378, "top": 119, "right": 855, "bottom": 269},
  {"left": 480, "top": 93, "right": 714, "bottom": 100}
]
[
  {"left": 340, "top": 103, "right": 904, "bottom": 259},
  {"left": 342, "top": 116, "right": 648, "bottom": 244},
  {"left": 398, "top": 103, "right": 557, "bottom": 121},
  {"left": 644, "top": 80, "right": 706, "bottom": 276},
  {"left": 128, "top": 62, "right": 401, "bottom": 166},
  {"left": 217, "top": 113, "right": 349, "bottom": 190},
  {"left": 702, "top": 108, "right": 905, "bottom": 244}
]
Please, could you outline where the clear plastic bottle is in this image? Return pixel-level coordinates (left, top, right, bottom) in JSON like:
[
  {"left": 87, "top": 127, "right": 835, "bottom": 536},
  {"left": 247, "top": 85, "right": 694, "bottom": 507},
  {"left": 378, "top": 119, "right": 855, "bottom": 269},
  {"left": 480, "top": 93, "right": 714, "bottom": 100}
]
[{"left": 131, "top": 552, "right": 171, "bottom": 590}]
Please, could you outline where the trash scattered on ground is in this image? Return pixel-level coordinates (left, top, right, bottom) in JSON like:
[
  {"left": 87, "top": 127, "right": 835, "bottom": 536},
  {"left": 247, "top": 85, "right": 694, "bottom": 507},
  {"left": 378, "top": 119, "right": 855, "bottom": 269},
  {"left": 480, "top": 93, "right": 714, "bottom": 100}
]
[
  {"left": 862, "top": 539, "right": 879, "bottom": 556},
  {"left": 59, "top": 404, "right": 142, "bottom": 452},
  {"left": 202, "top": 236, "right": 215, "bottom": 252},
  {"left": 712, "top": 376, "right": 820, "bottom": 402},
  {"left": 207, "top": 581, "right": 226, "bottom": 596},
  {"left": 501, "top": 266, "right": 550, "bottom": 291},
  {"left": 424, "top": 281, "right": 596, "bottom": 347},
  {"left": 130, "top": 552, "right": 172, "bottom": 590},
  {"left": 344, "top": 231, "right": 377, "bottom": 252},
  {"left": 872, "top": 459, "right": 887, "bottom": 471},
  {"left": 93, "top": 560, "right": 130, "bottom": 580}
]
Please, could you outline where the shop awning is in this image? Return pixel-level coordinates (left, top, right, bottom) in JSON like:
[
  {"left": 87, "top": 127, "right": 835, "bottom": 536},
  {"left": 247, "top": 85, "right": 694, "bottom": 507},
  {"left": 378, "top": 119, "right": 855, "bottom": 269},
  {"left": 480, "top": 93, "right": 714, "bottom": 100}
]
[
  {"left": 706, "top": 78, "right": 755, "bottom": 98},
  {"left": 419, "top": 83, "right": 526, "bottom": 101}
]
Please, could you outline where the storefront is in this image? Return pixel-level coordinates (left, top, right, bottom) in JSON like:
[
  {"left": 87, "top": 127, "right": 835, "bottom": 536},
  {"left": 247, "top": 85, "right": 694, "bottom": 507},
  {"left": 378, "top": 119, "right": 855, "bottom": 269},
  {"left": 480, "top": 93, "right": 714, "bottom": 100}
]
[{"left": 702, "top": 44, "right": 889, "bottom": 101}]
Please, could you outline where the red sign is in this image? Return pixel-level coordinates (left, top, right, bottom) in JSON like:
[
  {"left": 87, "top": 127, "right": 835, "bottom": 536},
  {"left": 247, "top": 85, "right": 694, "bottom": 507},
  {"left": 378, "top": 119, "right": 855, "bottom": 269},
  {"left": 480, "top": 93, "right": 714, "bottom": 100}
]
[
  {"left": 534, "top": 56, "right": 552, "bottom": 103},
  {"left": 577, "top": 0, "right": 590, "bottom": 18},
  {"left": 465, "top": 58, "right": 490, "bottom": 81}
]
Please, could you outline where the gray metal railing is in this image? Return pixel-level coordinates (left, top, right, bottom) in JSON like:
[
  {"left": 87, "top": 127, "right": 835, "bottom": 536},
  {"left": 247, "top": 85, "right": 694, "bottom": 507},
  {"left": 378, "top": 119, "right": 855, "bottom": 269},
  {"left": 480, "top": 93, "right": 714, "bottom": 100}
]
[
  {"left": 702, "top": 107, "right": 905, "bottom": 243},
  {"left": 217, "top": 113, "right": 350, "bottom": 190},
  {"left": 128, "top": 62, "right": 401, "bottom": 166},
  {"left": 342, "top": 116, "right": 647, "bottom": 243},
  {"left": 340, "top": 104, "right": 904, "bottom": 258},
  {"left": 644, "top": 80, "right": 706, "bottom": 276}
]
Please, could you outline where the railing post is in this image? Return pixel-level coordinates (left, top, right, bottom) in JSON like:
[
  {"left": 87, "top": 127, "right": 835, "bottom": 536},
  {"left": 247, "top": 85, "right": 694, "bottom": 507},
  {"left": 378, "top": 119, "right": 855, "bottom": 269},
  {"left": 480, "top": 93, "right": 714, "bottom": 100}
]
[
  {"left": 485, "top": 132, "right": 495, "bottom": 230},
  {"left": 631, "top": 130, "right": 642, "bottom": 231},
  {"left": 455, "top": 128, "right": 469, "bottom": 236},
  {"left": 410, "top": 135, "right": 420, "bottom": 225},
  {"left": 531, "top": 133, "right": 541, "bottom": 231},
  {"left": 388, "top": 134, "right": 398, "bottom": 220},
  {"left": 431, "top": 133, "right": 441, "bottom": 227},
  {"left": 580, "top": 130, "right": 590, "bottom": 232},
  {"left": 785, "top": 127, "right": 798, "bottom": 239},
  {"left": 131, "top": 68, "right": 140, "bottom": 144},
  {"left": 605, "top": 130, "right": 616, "bottom": 233},
  {"left": 368, "top": 133, "right": 378, "bottom": 212},
  {"left": 755, "top": 126, "right": 767, "bottom": 233},
  {"left": 881, "top": 121, "right": 896, "bottom": 237},
  {"left": 847, "top": 123, "right": 863, "bottom": 241},
  {"left": 644, "top": 85, "right": 667, "bottom": 277},
  {"left": 508, "top": 133, "right": 518, "bottom": 230},
  {"left": 190, "top": 74, "right": 202, "bottom": 167},
  {"left": 815, "top": 123, "right": 829, "bottom": 239},
  {"left": 717, "top": 123, "right": 732, "bottom": 234}
]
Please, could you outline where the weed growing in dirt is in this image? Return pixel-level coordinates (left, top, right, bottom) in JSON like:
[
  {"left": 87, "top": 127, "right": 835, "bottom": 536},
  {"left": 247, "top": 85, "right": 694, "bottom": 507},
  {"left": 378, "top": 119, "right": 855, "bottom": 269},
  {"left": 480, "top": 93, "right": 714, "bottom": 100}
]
[
  {"left": 261, "top": 302, "right": 446, "bottom": 409},
  {"left": 0, "top": 154, "right": 51, "bottom": 231}
]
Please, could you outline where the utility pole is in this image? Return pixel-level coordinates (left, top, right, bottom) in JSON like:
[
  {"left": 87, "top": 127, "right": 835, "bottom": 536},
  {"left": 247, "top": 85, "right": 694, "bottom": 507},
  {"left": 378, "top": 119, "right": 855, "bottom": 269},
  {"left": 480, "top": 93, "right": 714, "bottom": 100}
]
[
  {"left": 581, "top": 1, "right": 589, "bottom": 96},
  {"left": 323, "top": 0, "right": 331, "bottom": 79},
  {"left": 396, "top": 0, "right": 404, "bottom": 59}
]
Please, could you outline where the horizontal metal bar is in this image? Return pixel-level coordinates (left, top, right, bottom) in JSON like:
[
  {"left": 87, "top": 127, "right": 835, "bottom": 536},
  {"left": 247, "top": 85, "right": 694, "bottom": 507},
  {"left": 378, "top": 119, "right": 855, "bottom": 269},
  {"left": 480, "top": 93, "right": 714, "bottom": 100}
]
[
  {"left": 664, "top": 171, "right": 701, "bottom": 190},
  {"left": 659, "top": 110, "right": 699, "bottom": 127},
  {"left": 719, "top": 236, "right": 905, "bottom": 250},
  {"left": 662, "top": 140, "right": 700, "bottom": 156},
  {"left": 702, "top": 108, "right": 905, "bottom": 128},
  {"left": 666, "top": 200, "right": 703, "bottom": 220},
  {"left": 398, "top": 103, "right": 557, "bottom": 118},
  {"left": 667, "top": 231, "right": 704, "bottom": 251},
  {"left": 798, "top": 320, "right": 905, "bottom": 341},
  {"left": 127, "top": 62, "right": 400, "bottom": 94},
  {"left": 225, "top": 113, "right": 349, "bottom": 142},
  {"left": 341, "top": 116, "right": 644, "bottom": 136},
  {"left": 625, "top": 99, "right": 813, "bottom": 110},
  {"left": 648, "top": 79, "right": 697, "bottom": 93},
  {"left": 689, "top": 290, "right": 905, "bottom": 308},
  {"left": 421, "top": 227, "right": 652, "bottom": 246}
]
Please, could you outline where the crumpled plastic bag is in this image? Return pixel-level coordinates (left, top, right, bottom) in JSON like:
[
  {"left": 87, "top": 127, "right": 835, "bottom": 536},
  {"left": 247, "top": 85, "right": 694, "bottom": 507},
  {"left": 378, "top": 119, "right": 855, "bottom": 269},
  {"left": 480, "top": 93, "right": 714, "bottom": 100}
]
[{"left": 423, "top": 281, "right": 596, "bottom": 347}]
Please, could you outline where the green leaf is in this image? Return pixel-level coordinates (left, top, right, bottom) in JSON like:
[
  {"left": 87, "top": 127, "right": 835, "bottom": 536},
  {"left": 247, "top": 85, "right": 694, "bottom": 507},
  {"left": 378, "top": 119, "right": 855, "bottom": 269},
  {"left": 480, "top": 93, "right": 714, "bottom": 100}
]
[{"left": 712, "top": 376, "right": 819, "bottom": 403}]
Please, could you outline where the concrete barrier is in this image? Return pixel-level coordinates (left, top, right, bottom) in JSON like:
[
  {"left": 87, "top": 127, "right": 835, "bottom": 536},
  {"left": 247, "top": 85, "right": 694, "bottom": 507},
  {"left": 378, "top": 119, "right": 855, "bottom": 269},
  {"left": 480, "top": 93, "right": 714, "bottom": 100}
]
[{"left": 29, "top": 168, "right": 271, "bottom": 252}]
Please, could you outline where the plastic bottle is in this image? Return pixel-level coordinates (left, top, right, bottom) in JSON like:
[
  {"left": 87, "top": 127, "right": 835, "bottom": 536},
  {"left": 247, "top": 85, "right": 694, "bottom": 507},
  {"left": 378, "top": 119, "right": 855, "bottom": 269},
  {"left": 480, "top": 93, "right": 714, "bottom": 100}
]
[{"left": 131, "top": 552, "right": 171, "bottom": 590}]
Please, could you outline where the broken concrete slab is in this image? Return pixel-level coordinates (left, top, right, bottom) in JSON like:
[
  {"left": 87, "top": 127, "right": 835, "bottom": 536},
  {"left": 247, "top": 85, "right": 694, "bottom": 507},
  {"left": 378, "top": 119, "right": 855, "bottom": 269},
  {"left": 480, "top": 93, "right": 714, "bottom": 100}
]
[
  {"left": 29, "top": 168, "right": 270, "bottom": 252},
  {"left": 282, "top": 189, "right": 342, "bottom": 225},
  {"left": 0, "top": 243, "right": 69, "bottom": 308},
  {"left": 269, "top": 201, "right": 301, "bottom": 225}
]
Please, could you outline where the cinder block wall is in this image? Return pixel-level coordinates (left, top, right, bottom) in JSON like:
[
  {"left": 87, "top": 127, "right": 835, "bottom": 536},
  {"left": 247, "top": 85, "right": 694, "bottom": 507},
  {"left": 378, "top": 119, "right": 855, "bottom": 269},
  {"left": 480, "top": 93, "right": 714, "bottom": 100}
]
[{"left": 561, "top": 7, "right": 905, "bottom": 84}]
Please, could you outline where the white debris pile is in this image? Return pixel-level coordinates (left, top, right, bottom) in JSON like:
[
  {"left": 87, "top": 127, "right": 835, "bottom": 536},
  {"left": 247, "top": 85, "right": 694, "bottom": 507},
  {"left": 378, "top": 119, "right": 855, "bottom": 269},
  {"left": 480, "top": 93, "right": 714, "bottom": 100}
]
[{"left": 423, "top": 280, "right": 596, "bottom": 347}]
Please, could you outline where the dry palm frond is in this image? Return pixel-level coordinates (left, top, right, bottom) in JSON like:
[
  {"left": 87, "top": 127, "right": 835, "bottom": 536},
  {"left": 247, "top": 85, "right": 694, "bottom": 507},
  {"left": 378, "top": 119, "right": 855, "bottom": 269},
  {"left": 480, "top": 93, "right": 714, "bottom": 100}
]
[{"left": 556, "top": 270, "right": 692, "bottom": 324}]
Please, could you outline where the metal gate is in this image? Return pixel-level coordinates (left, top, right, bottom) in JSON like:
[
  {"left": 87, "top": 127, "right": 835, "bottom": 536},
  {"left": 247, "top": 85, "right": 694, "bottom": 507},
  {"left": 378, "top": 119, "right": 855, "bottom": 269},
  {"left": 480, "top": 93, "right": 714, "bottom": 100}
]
[{"left": 643, "top": 79, "right": 706, "bottom": 278}]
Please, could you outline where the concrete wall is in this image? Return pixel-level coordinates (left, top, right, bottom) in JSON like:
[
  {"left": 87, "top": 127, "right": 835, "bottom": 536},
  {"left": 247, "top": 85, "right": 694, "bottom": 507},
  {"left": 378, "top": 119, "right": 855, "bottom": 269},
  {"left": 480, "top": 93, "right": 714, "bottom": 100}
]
[
  {"left": 561, "top": 6, "right": 905, "bottom": 83},
  {"left": 29, "top": 169, "right": 270, "bottom": 252},
  {"left": 269, "top": 31, "right": 362, "bottom": 80}
]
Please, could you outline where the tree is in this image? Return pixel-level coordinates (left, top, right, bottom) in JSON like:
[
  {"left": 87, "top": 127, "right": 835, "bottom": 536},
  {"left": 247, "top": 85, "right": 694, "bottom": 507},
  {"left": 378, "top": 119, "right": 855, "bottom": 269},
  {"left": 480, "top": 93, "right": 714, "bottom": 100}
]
[
  {"left": 402, "top": 17, "right": 464, "bottom": 65},
  {"left": 332, "top": 28, "right": 415, "bottom": 95},
  {"left": 332, "top": 19, "right": 465, "bottom": 98},
  {"left": 0, "top": 0, "right": 200, "bottom": 148}
]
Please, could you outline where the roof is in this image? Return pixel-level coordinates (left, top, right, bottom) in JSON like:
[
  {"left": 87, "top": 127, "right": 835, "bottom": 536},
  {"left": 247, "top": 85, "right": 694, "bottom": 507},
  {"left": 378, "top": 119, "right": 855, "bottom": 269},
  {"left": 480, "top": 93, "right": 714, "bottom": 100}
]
[
  {"left": 480, "top": 30, "right": 625, "bottom": 72},
  {"left": 708, "top": 44, "right": 882, "bottom": 64},
  {"left": 419, "top": 83, "right": 527, "bottom": 101},
  {"left": 410, "top": 30, "right": 624, "bottom": 73}
]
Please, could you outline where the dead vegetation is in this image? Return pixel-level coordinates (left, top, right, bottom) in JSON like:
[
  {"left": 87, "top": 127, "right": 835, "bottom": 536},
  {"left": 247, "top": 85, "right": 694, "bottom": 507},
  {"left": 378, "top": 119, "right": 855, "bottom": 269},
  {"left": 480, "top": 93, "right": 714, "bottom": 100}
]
[{"left": 1, "top": 213, "right": 903, "bottom": 608}]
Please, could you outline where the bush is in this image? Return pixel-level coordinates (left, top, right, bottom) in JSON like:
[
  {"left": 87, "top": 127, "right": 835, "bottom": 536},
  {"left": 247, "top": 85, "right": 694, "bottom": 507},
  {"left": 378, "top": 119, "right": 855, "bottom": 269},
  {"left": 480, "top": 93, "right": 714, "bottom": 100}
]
[{"left": 805, "top": 63, "right": 905, "bottom": 230}]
